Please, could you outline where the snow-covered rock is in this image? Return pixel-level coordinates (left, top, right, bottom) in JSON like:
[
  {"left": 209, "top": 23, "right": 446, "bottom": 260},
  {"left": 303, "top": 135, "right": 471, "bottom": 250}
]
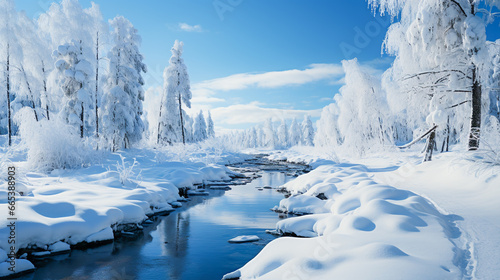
[
  {"left": 228, "top": 235, "right": 260, "bottom": 243},
  {"left": 48, "top": 241, "right": 71, "bottom": 253},
  {"left": 85, "top": 227, "right": 114, "bottom": 244}
]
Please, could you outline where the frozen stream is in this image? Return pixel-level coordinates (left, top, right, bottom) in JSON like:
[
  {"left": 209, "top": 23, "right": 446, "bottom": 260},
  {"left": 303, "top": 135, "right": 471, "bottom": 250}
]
[{"left": 18, "top": 159, "right": 306, "bottom": 280}]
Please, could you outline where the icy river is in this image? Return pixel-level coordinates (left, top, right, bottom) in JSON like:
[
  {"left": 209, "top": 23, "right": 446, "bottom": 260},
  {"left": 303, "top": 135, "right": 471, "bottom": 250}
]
[{"left": 18, "top": 158, "right": 308, "bottom": 280}]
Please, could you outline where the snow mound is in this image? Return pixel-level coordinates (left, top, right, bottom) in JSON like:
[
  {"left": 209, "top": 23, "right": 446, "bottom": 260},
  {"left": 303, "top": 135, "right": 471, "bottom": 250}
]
[{"left": 0, "top": 259, "right": 35, "bottom": 277}]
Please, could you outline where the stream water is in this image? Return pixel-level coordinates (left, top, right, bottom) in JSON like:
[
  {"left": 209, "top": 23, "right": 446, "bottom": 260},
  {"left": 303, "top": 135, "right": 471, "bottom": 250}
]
[{"left": 19, "top": 160, "right": 306, "bottom": 280}]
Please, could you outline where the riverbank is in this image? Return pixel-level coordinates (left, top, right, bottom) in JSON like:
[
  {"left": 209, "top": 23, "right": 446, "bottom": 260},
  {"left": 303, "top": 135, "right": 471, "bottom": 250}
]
[
  {"left": 0, "top": 147, "right": 252, "bottom": 278},
  {"left": 0, "top": 148, "right": 312, "bottom": 279},
  {"left": 223, "top": 148, "right": 500, "bottom": 280}
]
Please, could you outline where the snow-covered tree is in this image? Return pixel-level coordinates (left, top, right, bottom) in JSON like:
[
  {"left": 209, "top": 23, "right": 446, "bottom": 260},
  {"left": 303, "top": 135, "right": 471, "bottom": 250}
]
[
  {"left": 39, "top": 0, "right": 106, "bottom": 134},
  {"left": 488, "top": 40, "right": 500, "bottom": 121},
  {"left": 85, "top": 3, "right": 108, "bottom": 140},
  {"left": 54, "top": 40, "right": 94, "bottom": 138},
  {"left": 263, "top": 118, "right": 276, "bottom": 148},
  {"left": 38, "top": 0, "right": 95, "bottom": 49},
  {"left": 247, "top": 127, "right": 257, "bottom": 148},
  {"left": 289, "top": 118, "right": 302, "bottom": 146},
  {"left": 301, "top": 115, "right": 314, "bottom": 146},
  {"left": 157, "top": 40, "right": 192, "bottom": 145},
  {"left": 13, "top": 12, "right": 50, "bottom": 124},
  {"left": 369, "top": 0, "right": 498, "bottom": 150},
  {"left": 101, "top": 16, "right": 147, "bottom": 151},
  {"left": 0, "top": 0, "right": 22, "bottom": 145},
  {"left": 336, "top": 59, "right": 392, "bottom": 155},
  {"left": 314, "top": 103, "right": 342, "bottom": 147},
  {"left": 277, "top": 119, "right": 289, "bottom": 148},
  {"left": 207, "top": 110, "right": 215, "bottom": 138},
  {"left": 184, "top": 113, "right": 194, "bottom": 143},
  {"left": 193, "top": 110, "right": 208, "bottom": 142}
]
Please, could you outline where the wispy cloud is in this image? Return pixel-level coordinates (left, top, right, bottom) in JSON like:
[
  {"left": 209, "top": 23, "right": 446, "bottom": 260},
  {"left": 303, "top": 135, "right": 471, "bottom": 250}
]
[
  {"left": 210, "top": 102, "right": 322, "bottom": 125},
  {"left": 178, "top": 22, "right": 203, "bottom": 32},
  {"left": 190, "top": 63, "right": 344, "bottom": 106},
  {"left": 195, "top": 63, "right": 343, "bottom": 91}
]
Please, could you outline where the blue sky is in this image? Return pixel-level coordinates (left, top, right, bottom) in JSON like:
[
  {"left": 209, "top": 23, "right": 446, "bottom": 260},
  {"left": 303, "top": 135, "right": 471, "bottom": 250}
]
[{"left": 16, "top": 0, "right": 500, "bottom": 131}]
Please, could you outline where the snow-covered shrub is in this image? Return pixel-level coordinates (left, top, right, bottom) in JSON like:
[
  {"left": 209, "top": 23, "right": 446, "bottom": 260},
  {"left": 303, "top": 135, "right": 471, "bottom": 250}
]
[
  {"left": 114, "top": 154, "right": 140, "bottom": 186},
  {"left": 14, "top": 107, "right": 91, "bottom": 171}
]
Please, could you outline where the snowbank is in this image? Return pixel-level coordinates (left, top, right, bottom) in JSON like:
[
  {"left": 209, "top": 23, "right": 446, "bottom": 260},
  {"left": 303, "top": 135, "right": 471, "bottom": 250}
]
[
  {"left": 229, "top": 160, "right": 468, "bottom": 279},
  {"left": 373, "top": 152, "right": 500, "bottom": 279},
  {"left": 0, "top": 147, "right": 245, "bottom": 268}
]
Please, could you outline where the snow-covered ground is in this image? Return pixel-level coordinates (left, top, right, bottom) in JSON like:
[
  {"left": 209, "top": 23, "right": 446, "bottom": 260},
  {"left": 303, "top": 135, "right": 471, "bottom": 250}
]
[
  {"left": 2, "top": 138, "right": 499, "bottom": 279},
  {"left": 0, "top": 142, "right": 249, "bottom": 278},
  {"left": 224, "top": 147, "right": 500, "bottom": 280}
]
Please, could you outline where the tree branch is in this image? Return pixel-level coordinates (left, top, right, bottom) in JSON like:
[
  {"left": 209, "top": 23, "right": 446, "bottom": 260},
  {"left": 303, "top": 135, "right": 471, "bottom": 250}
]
[
  {"left": 401, "top": 69, "right": 471, "bottom": 81},
  {"left": 450, "top": 0, "right": 467, "bottom": 17},
  {"left": 446, "top": 100, "right": 471, "bottom": 109},
  {"left": 398, "top": 125, "right": 438, "bottom": 149}
]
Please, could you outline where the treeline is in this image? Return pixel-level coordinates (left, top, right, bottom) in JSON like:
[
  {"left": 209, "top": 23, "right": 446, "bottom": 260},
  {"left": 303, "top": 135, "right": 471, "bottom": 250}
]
[{"left": 228, "top": 116, "right": 315, "bottom": 149}]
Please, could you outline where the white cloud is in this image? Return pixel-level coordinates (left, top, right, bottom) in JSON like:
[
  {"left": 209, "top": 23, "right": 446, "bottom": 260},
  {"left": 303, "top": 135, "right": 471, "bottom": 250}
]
[
  {"left": 178, "top": 22, "right": 203, "bottom": 32},
  {"left": 190, "top": 63, "right": 344, "bottom": 107},
  {"left": 210, "top": 102, "right": 322, "bottom": 125},
  {"left": 194, "top": 63, "right": 343, "bottom": 92}
]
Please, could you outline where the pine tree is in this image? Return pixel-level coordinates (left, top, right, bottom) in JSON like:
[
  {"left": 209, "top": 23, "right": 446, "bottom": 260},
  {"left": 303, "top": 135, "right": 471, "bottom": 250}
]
[
  {"left": 157, "top": 40, "right": 192, "bottom": 145},
  {"left": 289, "top": 118, "right": 302, "bottom": 146},
  {"left": 302, "top": 115, "right": 314, "bottom": 146},
  {"left": 101, "top": 16, "right": 147, "bottom": 151},
  {"left": 263, "top": 118, "right": 276, "bottom": 148},
  {"left": 207, "top": 110, "right": 215, "bottom": 138},
  {"left": 193, "top": 110, "right": 208, "bottom": 142},
  {"left": 54, "top": 40, "right": 93, "bottom": 138},
  {"left": 277, "top": 119, "right": 289, "bottom": 148},
  {"left": 247, "top": 127, "right": 257, "bottom": 148},
  {"left": 183, "top": 114, "right": 194, "bottom": 143}
]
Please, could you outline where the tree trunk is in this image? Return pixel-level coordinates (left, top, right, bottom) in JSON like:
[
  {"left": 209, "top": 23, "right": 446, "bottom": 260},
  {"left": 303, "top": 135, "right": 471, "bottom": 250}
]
[
  {"left": 178, "top": 92, "right": 185, "bottom": 144},
  {"left": 467, "top": 2, "right": 481, "bottom": 151},
  {"left": 468, "top": 65, "right": 481, "bottom": 150},
  {"left": 424, "top": 128, "right": 436, "bottom": 162},
  {"left": 21, "top": 66, "right": 38, "bottom": 122},
  {"left": 442, "top": 116, "right": 450, "bottom": 152},
  {"left": 157, "top": 99, "right": 163, "bottom": 145},
  {"left": 42, "top": 61, "right": 49, "bottom": 120},
  {"left": 80, "top": 102, "right": 84, "bottom": 138},
  {"left": 6, "top": 43, "right": 11, "bottom": 146},
  {"left": 95, "top": 31, "right": 99, "bottom": 140}
]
